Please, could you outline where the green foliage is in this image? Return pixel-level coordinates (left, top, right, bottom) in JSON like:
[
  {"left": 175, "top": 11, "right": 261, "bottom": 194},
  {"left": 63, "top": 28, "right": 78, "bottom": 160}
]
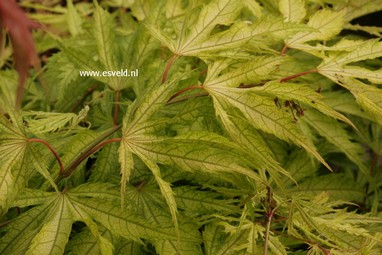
[{"left": 1, "top": 0, "right": 382, "bottom": 254}]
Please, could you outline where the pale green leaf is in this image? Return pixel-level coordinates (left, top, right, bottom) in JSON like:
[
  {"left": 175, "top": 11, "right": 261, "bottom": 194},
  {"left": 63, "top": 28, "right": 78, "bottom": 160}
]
[
  {"left": 25, "top": 196, "right": 72, "bottom": 255},
  {"left": 328, "top": 76, "right": 382, "bottom": 126},
  {"left": 126, "top": 78, "right": 181, "bottom": 133},
  {"left": 236, "top": 223, "right": 265, "bottom": 254},
  {"left": 344, "top": 24, "right": 382, "bottom": 37},
  {"left": 268, "top": 235, "right": 288, "bottom": 255},
  {"left": 65, "top": 188, "right": 117, "bottom": 255},
  {"left": 290, "top": 174, "right": 364, "bottom": 202},
  {"left": 318, "top": 39, "right": 382, "bottom": 67},
  {"left": 133, "top": 154, "right": 179, "bottom": 239},
  {"left": 278, "top": 0, "right": 306, "bottom": 22},
  {"left": 90, "top": 139, "right": 119, "bottom": 182},
  {"left": 206, "top": 87, "right": 331, "bottom": 170},
  {"left": 43, "top": 52, "right": 80, "bottom": 104},
  {"left": 165, "top": 0, "right": 186, "bottom": 19},
  {"left": 250, "top": 15, "right": 314, "bottom": 39},
  {"left": 287, "top": 39, "right": 368, "bottom": 57},
  {"left": 317, "top": 39, "right": 382, "bottom": 105},
  {"left": 251, "top": 81, "right": 355, "bottom": 128},
  {"left": 66, "top": 0, "right": 83, "bottom": 36},
  {"left": 93, "top": 3, "right": 124, "bottom": 91},
  {"left": 284, "top": 149, "right": 319, "bottom": 184},
  {"left": 244, "top": 223, "right": 264, "bottom": 254},
  {"left": 0, "top": 163, "right": 15, "bottom": 215},
  {"left": 143, "top": 1, "right": 176, "bottom": 51},
  {"left": 321, "top": 91, "right": 373, "bottom": 120},
  {"left": 58, "top": 39, "right": 107, "bottom": 84},
  {"left": 344, "top": 0, "right": 382, "bottom": 22},
  {"left": 2, "top": 2, "right": 382, "bottom": 254},
  {"left": 304, "top": 109, "right": 367, "bottom": 173},
  {"left": 124, "top": 180, "right": 202, "bottom": 255},
  {"left": 212, "top": 100, "right": 293, "bottom": 187},
  {"left": 244, "top": 0, "right": 263, "bottom": 18},
  {"left": 154, "top": 239, "right": 202, "bottom": 255},
  {"left": 319, "top": 65, "right": 382, "bottom": 84},
  {"left": 0, "top": 115, "right": 29, "bottom": 214},
  {"left": 203, "top": 223, "right": 248, "bottom": 255},
  {"left": 174, "top": 186, "right": 238, "bottom": 214},
  {"left": 181, "top": 21, "right": 253, "bottom": 56},
  {"left": 143, "top": 23, "right": 175, "bottom": 54},
  {"left": 114, "top": 240, "right": 145, "bottom": 255},
  {"left": 131, "top": 0, "right": 157, "bottom": 21},
  {"left": 146, "top": 2, "right": 310, "bottom": 57},
  {"left": 146, "top": 0, "right": 245, "bottom": 55},
  {"left": 203, "top": 223, "right": 226, "bottom": 255},
  {"left": 28, "top": 145, "right": 59, "bottom": 192},
  {"left": 118, "top": 141, "right": 134, "bottom": 206},
  {"left": 204, "top": 56, "right": 284, "bottom": 88},
  {"left": 68, "top": 196, "right": 198, "bottom": 243},
  {"left": 256, "top": 0, "right": 279, "bottom": 13},
  {"left": 121, "top": 24, "right": 160, "bottom": 70},
  {"left": 126, "top": 133, "right": 262, "bottom": 183},
  {"left": 178, "top": 0, "right": 243, "bottom": 53},
  {"left": 69, "top": 184, "right": 124, "bottom": 207},
  {"left": 287, "top": 9, "right": 345, "bottom": 47},
  {"left": 93, "top": 3, "right": 116, "bottom": 72},
  {"left": 51, "top": 130, "right": 100, "bottom": 177},
  {"left": 12, "top": 188, "right": 57, "bottom": 208},
  {"left": 65, "top": 225, "right": 115, "bottom": 255},
  {"left": 0, "top": 201, "right": 54, "bottom": 254},
  {"left": 23, "top": 111, "right": 77, "bottom": 134},
  {"left": 82, "top": 224, "right": 114, "bottom": 255},
  {"left": 293, "top": 201, "right": 321, "bottom": 231},
  {"left": 0, "top": 71, "right": 17, "bottom": 110},
  {"left": 189, "top": 15, "right": 312, "bottom": 57},
  {"left": 69, "top": 184, "right": 199, "bottom": 247},
  {"left": 313, "top": 216, "right": 374, "bottom": 239},
  {"left": 0, "top": 145, "right": 27, "bottom": 215}
]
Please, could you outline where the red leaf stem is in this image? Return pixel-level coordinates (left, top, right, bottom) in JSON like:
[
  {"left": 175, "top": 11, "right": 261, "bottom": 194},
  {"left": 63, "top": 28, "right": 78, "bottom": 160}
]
[
  {"left": 28, "top": 138, "right": 65, "bottom": 175},
  {"left": 162, "top": 54, "right": 178, "bottom": 84}
]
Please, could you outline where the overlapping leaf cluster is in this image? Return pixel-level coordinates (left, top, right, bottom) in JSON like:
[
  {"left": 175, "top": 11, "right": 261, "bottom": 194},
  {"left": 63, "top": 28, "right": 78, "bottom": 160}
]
[{"left": 0, "top": 0, "right": 382, "bottom": 254}]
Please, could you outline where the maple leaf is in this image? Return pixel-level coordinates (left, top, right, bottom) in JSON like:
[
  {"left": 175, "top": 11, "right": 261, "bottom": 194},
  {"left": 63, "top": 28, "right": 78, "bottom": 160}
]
[{"left": 0, "top": 1, "right": 382, "bottom": 254}]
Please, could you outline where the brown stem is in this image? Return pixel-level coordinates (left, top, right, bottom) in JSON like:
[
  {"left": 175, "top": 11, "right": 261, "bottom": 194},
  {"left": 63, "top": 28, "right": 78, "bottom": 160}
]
[
  {"left": 264, "top": 187, "right": 275, "bottom": 255},
  {"left": 238, "top": 82, "right": 266, "bottom": 88},
  {"left": 281, "top": 44, "right": 289, "bottom": 56},
  {"left": 55, "top": 124, "right": 122, "bottom": 184},
  {"left": 28, "top": 138, "right": 64, "bottom": 175},
  {"left": 61, "top": 135, "right": 121, "bottom": 178},
  {"left": 280, "top": 69, "right": 317, "bottom": 82},
  {"left": 264, "top": 209, "right": 275, "bottom": 255},
  {"left": 114, "top": 90, "right": 120, "bottom": 126},
  {"left": 362, "top": 152, "right": 379, "bottom": 208},
  {"left": 168, "top": 85, "right": 205, "bottom": 102},
  {"left": 0, "top": 220, "right": 12, "bottom": 228},
  {"left": 166, "top": 92, "right": 209, "bottom": 105},
  {"left": 162, "top": 54, "right": 178, "bottom": 84},
  {"left": 82, "top": 138, "right": 122, "bottom": 162}
]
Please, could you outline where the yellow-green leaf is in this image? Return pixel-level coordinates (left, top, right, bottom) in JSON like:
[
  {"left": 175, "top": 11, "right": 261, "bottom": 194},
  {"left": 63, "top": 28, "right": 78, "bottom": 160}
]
[
  {"left": 278, "top": 0, "right": 306, "bottom": 22},
  {"left": 286, "top": 9, "right": 345, "bottom": 48}
]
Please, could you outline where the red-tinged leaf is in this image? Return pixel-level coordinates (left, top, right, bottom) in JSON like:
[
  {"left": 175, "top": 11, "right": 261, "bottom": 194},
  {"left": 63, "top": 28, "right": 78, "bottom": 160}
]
[{"left": 0, "top": 0, "right": 40, "bottom": 110}]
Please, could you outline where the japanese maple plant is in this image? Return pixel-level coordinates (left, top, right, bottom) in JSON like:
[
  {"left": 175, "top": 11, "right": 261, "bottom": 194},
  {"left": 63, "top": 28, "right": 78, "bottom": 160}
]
[{"left": 0, "top": 0, "right": 382, "bottom": 254}]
